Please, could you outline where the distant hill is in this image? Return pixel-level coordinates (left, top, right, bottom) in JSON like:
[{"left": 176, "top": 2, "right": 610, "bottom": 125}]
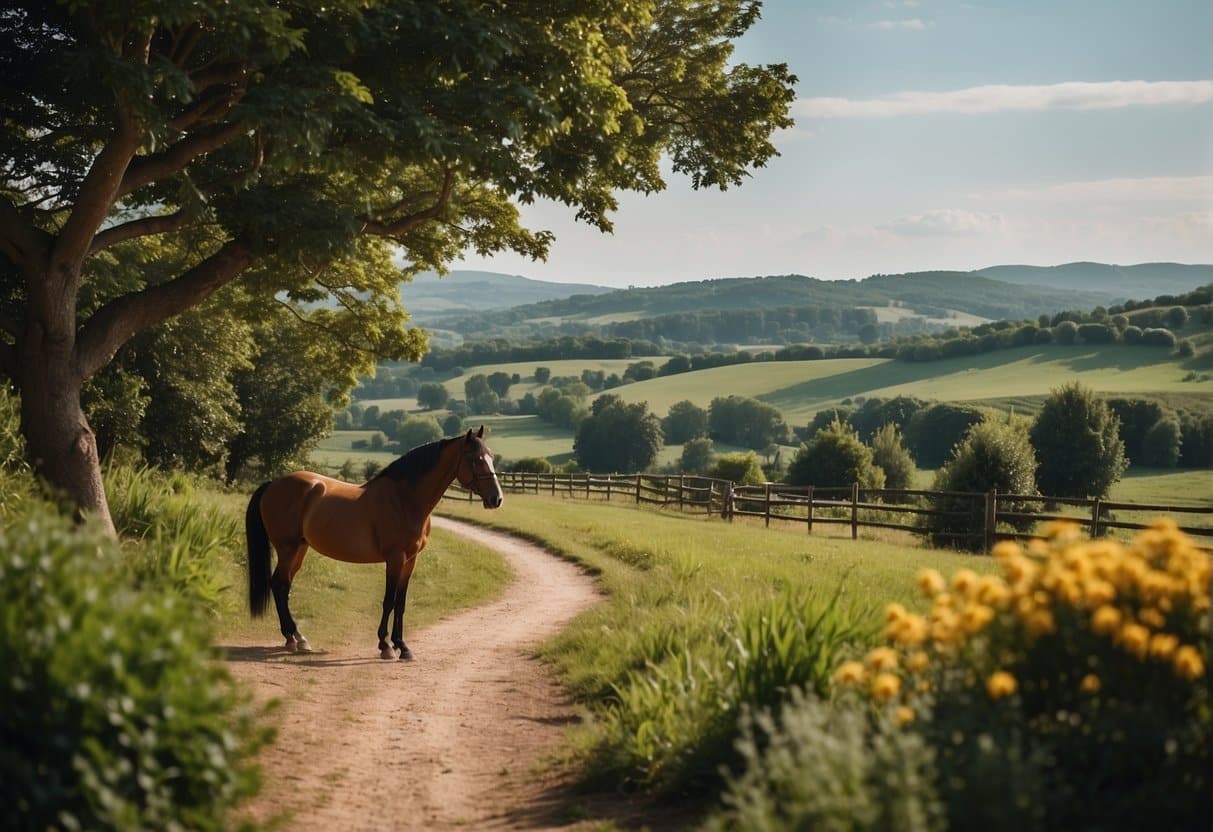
[
  {"left": 974, "top": 262, "right": 1212, "bottom": 299},
  {"left": 401, "top": 270, "right": 612, "bottom": 316}
]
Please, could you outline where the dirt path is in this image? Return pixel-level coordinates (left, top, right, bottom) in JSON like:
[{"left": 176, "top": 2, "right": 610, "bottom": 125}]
[{"left": 224, "top": 516, "right": 602, "bottom": 831}]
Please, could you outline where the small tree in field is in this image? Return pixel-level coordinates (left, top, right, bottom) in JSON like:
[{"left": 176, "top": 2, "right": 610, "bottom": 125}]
[
  {"left": 416, "top": 383, "right": 450, "bottom": 411},
  {"left": 786, "top": 419, "right": 884, "bottom": 489},
  {"left": 709, "top": 451, "right": 765, "bottom": 485},
  {"left": 869, "top": 423, "right": 916, "bottom": 491},
  {"left": 679, "top": 437, "right": 716, "bottom": 474},
  {"left": 1030, "top": 383, "right": 1127, "bottom": 499}
]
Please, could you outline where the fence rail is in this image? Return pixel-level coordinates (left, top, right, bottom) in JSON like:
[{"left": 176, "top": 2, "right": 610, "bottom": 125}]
[{"left": 445, "top": 472, "right": 1213, "bottom": 553}]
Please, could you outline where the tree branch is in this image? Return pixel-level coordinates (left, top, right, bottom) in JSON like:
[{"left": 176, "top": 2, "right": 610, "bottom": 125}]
[
  {"left": 88, "top": 210, "right": 191, "bottom": 255},
  {"left": 117, "top": 121, "right": 247, "bottom": 198},
  {"left": 0, "top": 198, "right": 53, "bottom": 278},
  {"left": 361, "top": 168, "right": 455, "bottom": 238},
  {"left": 74, "top": 238, "right": 253, "bottom": 379}
]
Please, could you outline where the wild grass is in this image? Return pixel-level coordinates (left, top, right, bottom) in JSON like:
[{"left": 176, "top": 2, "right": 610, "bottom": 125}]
[{"left": 437, "top": 495, "right": 994, "bottom": 797}]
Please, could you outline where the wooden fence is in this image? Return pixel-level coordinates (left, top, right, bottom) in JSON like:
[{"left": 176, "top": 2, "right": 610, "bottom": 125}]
[{"left": 445, "top": 472, "right": 1213, "bottom": 553}]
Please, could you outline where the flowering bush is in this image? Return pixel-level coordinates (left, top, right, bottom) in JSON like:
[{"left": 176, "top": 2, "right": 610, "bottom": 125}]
[{"left": 836, "top": 519, "right": 1211, "bottom": 830}]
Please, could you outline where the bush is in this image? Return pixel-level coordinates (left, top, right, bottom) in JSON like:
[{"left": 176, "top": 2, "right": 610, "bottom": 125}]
[
  {"left": 679, "top": 437, "right": 716, "bottom": 475},
  {"left": 709, "top": 690, "right": 943, "bottom": 832},
  {"left": 836, "top": 521, "right": 1211, "bottom": 831},
  {"left": 870, "top": 423, "right": 917, "bottom": 491},
  {"left": 1140, "top": 327, "right": 1177, "bottom": 347},
  {"left": 508, "top": 456, "right": 554, "bottom": 474},
  {"left": 395, "top": 415, "right": 443, "bottom": 450},
  {"left": 1140, "top": 416, "right": 1182, "bottom": 468},
  {"left": 905, "top": 403, "right": 986, "bottom": 469},
  {"left": 710, "top": 451, "right": 765, "bottom": 485},
  {"left": 786, "top": 418, "right": 884, "bottom": 489},
  {"left": 926, "top": 418, "right": 1038, "bottom": 550},
  {"left": 0, "top": 510, "right": 265, "bottom": 830},
  {"left": 1030, "top": 383, "right": 1126, "bottom": 499}
]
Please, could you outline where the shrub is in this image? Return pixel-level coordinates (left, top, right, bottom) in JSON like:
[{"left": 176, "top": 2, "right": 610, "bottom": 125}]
[
  {"left": 905, "top": 403, "right": 986, "bottom": 469},
  {"left": 786, "top": 418, "right": 885, "bottom": 489},
  {"left": 925, "top": 418, "right": 1038, "bottom": 550},
  {"left": 836, "top": 521, "right": 1210, "bottom": 831},
  {"left": 709, "top": 690, "right": 943, "bottom": 832},
  {"left": 395, "top": 415, "right": 443, "bottom": 450},
  {"left": 1140, "top": 327, "right": 1177, "bottom": 347},
  {"left": 1030, "top": 382, "right": 1126, "bottom": 499},
  {"left": 870, "top": 423, "right": 917, "bottom": 491},
  {"left": 508, "top": 456, "right": 554, "bottom": 474},
  {"left": 1140, "top": 416, "right": 1182, "bottom": 468},
  {"left": 710, "top": 451, "right": 765, "bottom": 485},
  {"left": 0, "top": 511, "right": 266, "bottom": 830},
  {"left": 679, "top": 437, "right": 716, "bottom": 474}
]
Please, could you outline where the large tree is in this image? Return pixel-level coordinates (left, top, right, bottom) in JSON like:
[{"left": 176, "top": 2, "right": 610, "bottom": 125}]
[{"left": 0, "top": 0, "right": 795, "bottom": 531}]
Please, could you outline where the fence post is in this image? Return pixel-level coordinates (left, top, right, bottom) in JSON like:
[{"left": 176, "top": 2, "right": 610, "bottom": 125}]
[
  {"left": 635, "top": 475, "right": 641, "bottom": 504},
  {"left": 807, "top": 485, "right": 814, "bottom": 534},
  {"left": 585, "top": 474, "right": 590, "bottom": 500},
  {"left": 727, "top": 483, "right": 735, "bottom": 521},
  {"left": 984, "top": 488, "right": 997, "bottom": 552},
  {"left": 850, "top": 482, "right": 859, "bottom": 540},
  {"left": 1090, "top": 497, "right": 1101, "bottom": 537},
  {"left": 606, "top": 474, "right": 613, "bottom": 502},
  {"left": 764, "top": 483, "right": 772, "bottom": 527},
  {"left": 679, "top": 476, "right": 685, "bottom": 512}
]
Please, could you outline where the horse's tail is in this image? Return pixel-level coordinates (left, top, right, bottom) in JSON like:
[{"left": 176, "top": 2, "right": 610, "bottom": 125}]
[{"left": 246, "top": 481, "right": 273, "bottom": 618}]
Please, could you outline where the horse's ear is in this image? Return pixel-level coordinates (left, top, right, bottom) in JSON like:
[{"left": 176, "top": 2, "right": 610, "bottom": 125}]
[
  {"left": 477, "top": 425, "right": 484, "bottom": 438},
  {"left": 464, "top": 429, "right": 473, "bottom": 441}
]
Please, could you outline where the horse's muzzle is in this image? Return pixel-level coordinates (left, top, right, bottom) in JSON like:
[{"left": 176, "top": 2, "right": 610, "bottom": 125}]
[{"left": 482, "top": 494, "right": 503, "bottom": 509}]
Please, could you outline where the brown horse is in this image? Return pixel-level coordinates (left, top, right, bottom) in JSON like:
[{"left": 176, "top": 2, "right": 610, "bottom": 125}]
[{"left": 245, "top": 427, "right": 503, "bottom": 660}]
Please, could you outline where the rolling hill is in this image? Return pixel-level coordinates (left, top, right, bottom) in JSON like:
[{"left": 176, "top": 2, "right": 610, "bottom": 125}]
[
  {"left": 401, "top": 270, "right": 612, "bottom": 317},
  {"left": 975, "top": 262, "right": 1212, "bottom": 298}
]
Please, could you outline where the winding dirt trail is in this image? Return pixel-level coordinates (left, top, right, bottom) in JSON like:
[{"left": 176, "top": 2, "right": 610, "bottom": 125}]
[{"left": 225, "top": 516, "right": 602, "bottom": 831}]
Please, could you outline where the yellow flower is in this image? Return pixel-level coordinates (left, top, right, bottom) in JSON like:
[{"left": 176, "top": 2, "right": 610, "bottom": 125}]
[
  {"left": 976, "top": 575, "right": 1011, "bottom": 607},
  {"left": 992, "top": 540, "right": 1022, "bottom": 562},
  {"left": 885, "top": 602, "right": 908, "bottom": 624},
  {"left": 1173, "top": 646, "right": 1205, "bottom": 681},
  {"left": 1148, "top": 633, "right": 1179, "bottom": 660},
  {"left": 1090, "top": 605, "right": 1122, "bottom": 636},
  {"left": 960, "top": 604, "right": 995, "bottom": 635},
  {"left": 895, "top": 705, "right": 915, "bottom": 726},
  {"left": 889, "top": 613, "right": 929, "bottom": 647},
  {"left": 1117, "top": 622, "right": 1150, "bottom": 660},
  {"left": 1082, "top": 578, "right": 1116, "bottom": 608},
  {"left": 871, "top": 672, "right": 902, "bottom": 702},
  {"left": 1025, "top": 609, "right": 1056, "bottom": 639},
  {"left": 986, "top": 671, "right": 1017, "bottom": 700},
  {"left": 1042, "top": 520, "right": 1081, "bottom": 541},
  {"left": 1079, "top": 673, "right": 1101, "bottom": 694},
  {"left": 917, "top": 568, "right": 946, "bottom": 597},
  {"left": 952, "top": 568, "right": 980, "bottom": 598},
  {"left": 834, "top": 660, "right": 867, "bottom": 686},
  {"left": 906, "top": 651, "right": 930, "bottom": 673},
  {"left": 867, "top": 646, "right": 899, "bottom": 671}
]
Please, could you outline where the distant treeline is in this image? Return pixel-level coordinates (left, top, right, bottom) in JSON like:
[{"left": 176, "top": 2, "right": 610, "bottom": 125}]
[{"left": 604, "top": 304, "right": 884, "bottom": 344}]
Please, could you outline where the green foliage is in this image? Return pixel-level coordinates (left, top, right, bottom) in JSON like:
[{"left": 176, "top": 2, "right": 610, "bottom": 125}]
[
  {"left": 679, "top": 437, "right": 716, "bottom": 474},
  {"left": 786, "top": 419, "right": 884, "bottom": 489},
  {"left": 0, "top": 510, "right": 266, "bottom": 830},
  {"left": 416, "top": 382, "right": 450, "bottom": 411},
  {"left": 508, "top": 457, "right": 555, "bottom": 474},
  {"left": 905, "top": 403, "right": 987, "bottom": 469},
  {"left": 663, "top": 399, "right": 709, "bottom": 444},
  {"left": 848, "top": 395, "right": 927, "bottom": 443},
  {"left": 1030, "top": 382, "right": 1127, "bottom": 498},
  {"left": 871, "top": 423, "right": 917, "bottom": 491},
  {"left": 1140, "top": 416, "right": 1182, "bottom": 468},
  {"left": 709, "top": 395, "right": 791, "bottom": 449},
  {"left": 710, "top": 451, "right": 766, "bottom": 485},
  {"left": 395, "top": 415, "right": 443, "bottom": 451},
  {"left": 574, "top": 397, "right": 664, "bottom": 473},
  {"left": 927, "top": 418, "right": 1038, "bottom": 550},
  {"left": 708, "top": 690, "right": 943, "bottom": 832}
]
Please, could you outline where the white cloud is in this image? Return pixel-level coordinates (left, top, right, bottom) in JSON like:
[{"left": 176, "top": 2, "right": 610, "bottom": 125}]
[
  {"left": 975, "top": 175, "right": 1213, "bottom": 203},
  {"left": 869, "top": 18, "right": 933, "bottom": 30},
  {"left": 795, "top": 80, "right": 1213, "bottom": 119},
  {"left": 880, "top": 209, "right": 1007, "bottom": 236}
]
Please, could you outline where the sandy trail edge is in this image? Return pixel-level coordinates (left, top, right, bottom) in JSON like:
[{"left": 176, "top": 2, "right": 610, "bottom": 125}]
[{"left": 225, "top": 516, "right": 602, "bottom": 831}]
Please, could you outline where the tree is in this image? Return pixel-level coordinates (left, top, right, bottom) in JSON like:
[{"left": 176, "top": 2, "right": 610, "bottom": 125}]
[
  {"left": 395, "top": 415, "right": 443, "bottom": 451},
  {"left": 785, "top": 419, "right": 884, "bottom": 489},
  {"left": 0, "top": 0, "right": 795, "bottom": 531},
  {"left": 486, "top": 371, "right": 513, "bottom": 398},
  {"left": 573, "top": 397, "right": 663, "bottom": 473},
  {"left": 709, "top": 395, "right": 790, "bottom": 449},
  {"left": 679, "top": 437, "right": 716, "bottom": 474},
  {"left": 869, "top": 423, "right": 916, "bottom": 491},
  {"left": 927, "top": 418, "right": 1038, "bottom": 550},
  {"left": 664, "top": 400, "right": 709, "bottom": 444},
  {"left": 441, "top": 413, "right": 463, "bottom": 436},
  {"left": 1030, "top": 383, "right": 1127, "bottom": 499},
  {"left": 534, "top": 367, "right": 552, "bottom": 384},
  {"left": 905, "top": 403, "right": 986, "bottom": 469},
  {"left": 1140, "top": 416, "right": 1182, "bottom": 468},
  {"left": 416, "top": 383, "right": 450, "bottom": 411},
  {"left": 709, "top": 451, "right": 765, "bottom": 485}
]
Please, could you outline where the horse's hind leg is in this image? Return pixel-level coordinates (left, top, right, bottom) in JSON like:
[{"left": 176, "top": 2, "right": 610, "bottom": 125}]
[
  {"left": 390, "top": 555, "right": 419, "bottom": 661},
  {"left": 377, "top": 556, "right": 403, "bottom": 659},
  {"left": 270, "top": 542, "right": 312, "bottom": 652}
]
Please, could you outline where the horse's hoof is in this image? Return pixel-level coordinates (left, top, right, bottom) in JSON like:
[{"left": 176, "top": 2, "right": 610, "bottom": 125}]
[
  {"left": 285, "top": 639, "right": 299, "bottom": 653},
  {"left": 380, "top": 646, "right": 397, "bottom": 660},
  {"left": 295, "top": 637, "right": 313, "bottom": 653},
  {"left": 398, "top": 646, "right": 414, "bottom": 662}
]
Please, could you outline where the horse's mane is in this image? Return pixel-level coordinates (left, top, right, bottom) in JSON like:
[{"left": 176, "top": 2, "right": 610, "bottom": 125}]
[{"left": 371, "top": 437, "right": 456, "bottom": 484}]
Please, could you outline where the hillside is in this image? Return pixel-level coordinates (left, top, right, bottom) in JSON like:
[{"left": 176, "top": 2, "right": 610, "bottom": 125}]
[
  {"left": 975, "top": 262, "right": 1212, "bottom": 298},
  {"left": 401, "top": 270, "right": 612, "bottom": 317}
]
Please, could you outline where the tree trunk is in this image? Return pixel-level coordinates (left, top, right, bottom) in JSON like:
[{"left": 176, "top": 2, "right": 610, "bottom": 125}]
[{"left": 17, "top": 329, "right": 115, "bottom": 536}]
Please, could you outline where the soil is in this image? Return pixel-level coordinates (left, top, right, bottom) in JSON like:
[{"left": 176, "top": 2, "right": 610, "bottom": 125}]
[{"left": 223, "top": 516, "right": 607, "bottom": 831}]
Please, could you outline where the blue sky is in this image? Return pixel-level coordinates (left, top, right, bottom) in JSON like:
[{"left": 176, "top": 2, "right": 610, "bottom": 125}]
[{"left": 453, "top": 0, "right": 1212, "bottom": 288}]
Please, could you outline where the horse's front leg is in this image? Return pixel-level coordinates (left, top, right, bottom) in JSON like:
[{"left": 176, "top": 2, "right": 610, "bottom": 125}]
[
  {"left": 271, "top": 543, "right": 312, "bottom": 653},
  {"left": 390, "top": 555, "right": 419, "bottom": 662},
  {"left": 378, "top": 556, "right": 403, "bottom": 660}
]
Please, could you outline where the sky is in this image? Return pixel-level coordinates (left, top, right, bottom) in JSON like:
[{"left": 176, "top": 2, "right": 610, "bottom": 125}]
[{"left": 452, "top": 0, "right": 1213, "bottom": 288}]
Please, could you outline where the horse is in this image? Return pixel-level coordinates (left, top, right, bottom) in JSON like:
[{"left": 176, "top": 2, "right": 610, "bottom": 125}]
[{"left": 245, "top": 427, "right": 503, "bottom": 660}]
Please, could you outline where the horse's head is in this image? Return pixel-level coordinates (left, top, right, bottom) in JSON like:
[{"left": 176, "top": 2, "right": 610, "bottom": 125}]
[{"left": 456, "top": 426, "right": 503, "bottom": 509}]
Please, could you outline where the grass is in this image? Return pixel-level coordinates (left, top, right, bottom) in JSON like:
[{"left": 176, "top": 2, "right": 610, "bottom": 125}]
[
  {"left": 1110, "top": 467, "right": 1213, "bottom": 506},
  {"left": 435, "top": 494, "right": 995, "bottom": 795}
]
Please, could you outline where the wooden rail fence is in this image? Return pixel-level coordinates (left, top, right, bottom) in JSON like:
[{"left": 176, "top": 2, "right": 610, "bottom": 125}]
[{"left": 445, "top": 472, "right": 1213, "bottom": 553}]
